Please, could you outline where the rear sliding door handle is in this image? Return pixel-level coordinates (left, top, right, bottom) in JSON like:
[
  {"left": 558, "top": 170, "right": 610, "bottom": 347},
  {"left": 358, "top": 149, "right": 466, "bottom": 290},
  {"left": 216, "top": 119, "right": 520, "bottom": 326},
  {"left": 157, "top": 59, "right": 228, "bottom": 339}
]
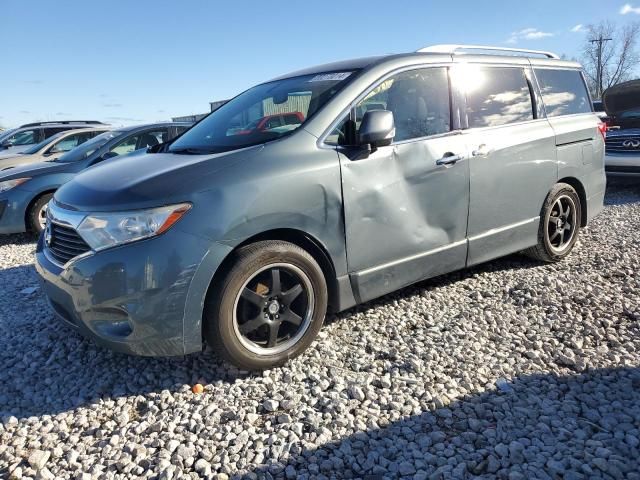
[{"left": 436, "top": 153, "right": 465, "bottom": 166}]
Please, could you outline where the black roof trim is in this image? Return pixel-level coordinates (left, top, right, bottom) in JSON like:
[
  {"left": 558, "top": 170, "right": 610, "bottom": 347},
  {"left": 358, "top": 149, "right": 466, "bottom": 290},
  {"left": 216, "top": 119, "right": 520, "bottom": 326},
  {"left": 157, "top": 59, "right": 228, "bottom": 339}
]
[{"left": 20, "top": 120, "right": 107, "bottom": 128}]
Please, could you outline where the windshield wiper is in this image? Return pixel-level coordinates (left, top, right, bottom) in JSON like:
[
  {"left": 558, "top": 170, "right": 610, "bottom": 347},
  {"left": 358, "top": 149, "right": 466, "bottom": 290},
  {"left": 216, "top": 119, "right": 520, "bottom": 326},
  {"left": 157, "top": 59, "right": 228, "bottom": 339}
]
[{"left": 169, "top": 147, "right": 213, "bottom": 155}]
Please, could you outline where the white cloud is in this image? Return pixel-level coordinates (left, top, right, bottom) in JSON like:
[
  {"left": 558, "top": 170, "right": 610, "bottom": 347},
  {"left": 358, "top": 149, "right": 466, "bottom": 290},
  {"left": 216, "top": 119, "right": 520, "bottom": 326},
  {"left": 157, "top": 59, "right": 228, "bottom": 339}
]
[
  {"left": 508, "top": 28, "right": 554, "bottom": 44},
  {"left": 571, "top": 24, "right": 585, "bottom": 33},
  {"left": 621, "top": 3, "right": 640, "bottom": 14}
]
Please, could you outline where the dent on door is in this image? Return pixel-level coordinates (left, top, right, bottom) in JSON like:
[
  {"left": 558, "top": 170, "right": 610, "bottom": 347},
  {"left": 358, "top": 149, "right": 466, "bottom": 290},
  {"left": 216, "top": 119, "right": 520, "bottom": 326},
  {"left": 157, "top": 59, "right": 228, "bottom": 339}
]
[{"left": 340, "top": 138, "right": 469, "bottom": 303}]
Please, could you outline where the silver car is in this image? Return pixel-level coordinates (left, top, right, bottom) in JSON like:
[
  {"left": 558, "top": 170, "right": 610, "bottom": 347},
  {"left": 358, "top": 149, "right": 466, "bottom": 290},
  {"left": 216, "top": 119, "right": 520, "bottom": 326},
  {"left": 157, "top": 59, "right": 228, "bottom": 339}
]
[
  {"left": 0, "top": 127, "right": 110, "bottom": 169},
  {"left": 0, "top": 120, "right": 108, "bottom": 156},
  {"left": 36, "top": 45, "right": 606, "bottom": 370}
]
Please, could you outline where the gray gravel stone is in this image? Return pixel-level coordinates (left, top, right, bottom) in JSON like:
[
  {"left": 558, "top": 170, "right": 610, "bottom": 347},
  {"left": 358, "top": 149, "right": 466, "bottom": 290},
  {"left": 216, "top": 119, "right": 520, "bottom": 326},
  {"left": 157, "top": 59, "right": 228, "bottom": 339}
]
[
  {"left": 27, "top": 450, "right": 50, "bottom": 471},
  {"left": 0, "top": 182, "right": 639, "bottom": 479}
]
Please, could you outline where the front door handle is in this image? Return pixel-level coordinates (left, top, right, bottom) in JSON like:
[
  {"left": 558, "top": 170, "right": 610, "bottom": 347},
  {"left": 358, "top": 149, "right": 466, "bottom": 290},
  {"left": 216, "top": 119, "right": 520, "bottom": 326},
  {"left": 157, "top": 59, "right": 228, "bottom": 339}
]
[
  {"left": 472, "top": 144, "right": 493, "bottom": 157},
  {"left": 436, "top": 153, "right": 465, "bottom": 166}
]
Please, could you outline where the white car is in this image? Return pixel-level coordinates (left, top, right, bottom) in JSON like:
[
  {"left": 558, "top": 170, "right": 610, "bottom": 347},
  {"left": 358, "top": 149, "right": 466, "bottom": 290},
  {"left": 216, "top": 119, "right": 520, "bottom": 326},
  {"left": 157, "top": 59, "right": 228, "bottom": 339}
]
[
  {"left": 603, "top": 80, "right": 640, "bottom": 177},
  {"left": 0, "top": 127, "right": 110, "bottom": 169}
]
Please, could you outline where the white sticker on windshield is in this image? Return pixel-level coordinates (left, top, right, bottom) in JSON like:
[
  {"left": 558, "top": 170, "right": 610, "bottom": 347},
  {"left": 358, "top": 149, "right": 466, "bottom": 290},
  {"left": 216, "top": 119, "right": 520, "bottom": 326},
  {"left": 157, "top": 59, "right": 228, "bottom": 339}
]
[{"left": 308, "top": 72, "right": 352, "bottom": 82}]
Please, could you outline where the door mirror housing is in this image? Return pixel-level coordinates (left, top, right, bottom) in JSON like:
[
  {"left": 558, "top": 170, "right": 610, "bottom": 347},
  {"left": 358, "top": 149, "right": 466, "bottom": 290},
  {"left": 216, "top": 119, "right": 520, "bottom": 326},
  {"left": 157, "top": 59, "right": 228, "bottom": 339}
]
[
  {"left": 0, "top": 140, "right": 14, "bottom": 149},
  {"left": 358, "top": 110, "right": 395, "bottom": 149},
  {"left": 97, "top": 151, "right": 119, "bottom": 163}
]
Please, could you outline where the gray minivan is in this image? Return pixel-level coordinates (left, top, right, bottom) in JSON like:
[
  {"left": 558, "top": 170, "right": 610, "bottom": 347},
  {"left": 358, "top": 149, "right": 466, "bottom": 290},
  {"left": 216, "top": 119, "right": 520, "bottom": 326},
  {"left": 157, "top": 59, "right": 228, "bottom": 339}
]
[{"left": 36, "top": 45, "right": 606, "bottom": 370}]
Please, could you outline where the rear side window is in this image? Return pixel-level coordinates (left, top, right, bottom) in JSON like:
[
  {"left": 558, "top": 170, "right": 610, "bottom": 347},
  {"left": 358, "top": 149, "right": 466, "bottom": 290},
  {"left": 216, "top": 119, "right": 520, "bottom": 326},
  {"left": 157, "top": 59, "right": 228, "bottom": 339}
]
[
  {"left": 534, "top": 69, "right": 591, "bottom": 117},
  {"left": 43, "top": 127, "right": 70, "bottom": 139},
  {"left": 465, "top": 67, "right": 534, "bottom": 128}
]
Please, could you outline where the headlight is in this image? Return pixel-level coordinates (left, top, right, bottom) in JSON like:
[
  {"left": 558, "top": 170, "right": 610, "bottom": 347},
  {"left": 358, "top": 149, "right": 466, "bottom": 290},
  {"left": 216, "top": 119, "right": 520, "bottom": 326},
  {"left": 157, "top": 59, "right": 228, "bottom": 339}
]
[
  {"left": 76, "top": 203, "right": 191, "bottom": 251},
  {"left": 0, "top": 177, "right": 30, "bottom": 193}
]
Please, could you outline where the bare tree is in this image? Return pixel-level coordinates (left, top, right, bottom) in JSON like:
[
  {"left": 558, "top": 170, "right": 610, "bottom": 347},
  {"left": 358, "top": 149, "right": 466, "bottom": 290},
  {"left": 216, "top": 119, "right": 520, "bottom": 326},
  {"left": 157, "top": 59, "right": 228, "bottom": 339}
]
[{"left": 581, "top": 21, "right": 640, "bottom": 98}]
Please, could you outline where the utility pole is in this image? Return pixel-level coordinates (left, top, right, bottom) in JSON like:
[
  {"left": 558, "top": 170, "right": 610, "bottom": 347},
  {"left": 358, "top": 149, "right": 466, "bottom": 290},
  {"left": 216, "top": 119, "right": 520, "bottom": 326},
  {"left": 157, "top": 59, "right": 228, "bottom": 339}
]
[{"left": 590, "top": 36, "right": 612, "bottom": 98}]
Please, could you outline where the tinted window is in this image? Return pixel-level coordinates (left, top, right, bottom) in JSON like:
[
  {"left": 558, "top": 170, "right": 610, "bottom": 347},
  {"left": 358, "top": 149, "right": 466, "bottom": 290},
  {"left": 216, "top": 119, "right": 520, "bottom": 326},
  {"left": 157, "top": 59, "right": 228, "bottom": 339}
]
[
  {"left": 43, "top": 127, "right": 70, "bottom": 139},
  {"left": 535, "top": 69, "right": 591, "bottom": 117},
  {"left": 465, "top": 67, "right": 533, "bottom": 128},
  {"left": 5, "top": 129, "right": 39, "bottom": 146}
]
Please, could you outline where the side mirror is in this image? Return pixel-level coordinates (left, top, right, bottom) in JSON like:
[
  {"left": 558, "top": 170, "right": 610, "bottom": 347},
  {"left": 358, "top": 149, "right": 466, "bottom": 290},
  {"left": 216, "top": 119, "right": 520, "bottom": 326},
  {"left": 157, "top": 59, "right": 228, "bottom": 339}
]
[
  {"left": 358, "top": 110, "right": 395, "bottom": 149},
  {"left": 0, "top": 141, "right": 14, "bottom": 149},
  {"left": 147, "top": 141, "right": 168, "bottom": 153},
  {"left": 97, "top": 151, "right": 119, "bottom": 162},
  {"left": 44, "top": 148, "right": 61, "bottom": 156}
]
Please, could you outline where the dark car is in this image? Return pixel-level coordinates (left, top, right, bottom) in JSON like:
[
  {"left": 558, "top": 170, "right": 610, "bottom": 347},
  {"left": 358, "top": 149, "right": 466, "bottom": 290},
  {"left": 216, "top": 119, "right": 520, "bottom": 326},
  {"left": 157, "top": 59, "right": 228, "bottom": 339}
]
[
  {"left": 602, "top": 79, "right": 640, "bottom": 176},
  {"left": 0, "top": 122, "right": 191, "bottom": 234}
]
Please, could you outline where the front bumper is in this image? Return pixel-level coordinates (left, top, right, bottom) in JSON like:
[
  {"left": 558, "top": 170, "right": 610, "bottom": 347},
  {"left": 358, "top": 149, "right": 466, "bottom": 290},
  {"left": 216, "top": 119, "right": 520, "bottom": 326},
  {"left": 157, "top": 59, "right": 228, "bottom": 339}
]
[
  {"left": 0, "top": 188, "right": 32, "bottom": 234},
  {"left": 605, "top": 152, "right": 640, "bottom": 176},
  {"left": 35, "top": 227, "right": 231, "bottom": 356}
]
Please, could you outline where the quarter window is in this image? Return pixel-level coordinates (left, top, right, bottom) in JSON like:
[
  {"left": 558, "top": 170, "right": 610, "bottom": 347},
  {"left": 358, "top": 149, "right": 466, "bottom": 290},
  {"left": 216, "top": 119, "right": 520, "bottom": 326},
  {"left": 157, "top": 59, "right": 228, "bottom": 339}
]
[
  {"left": 464, "top": 67, "right": 534, "bottom": 128},
  {"left": 534, "top": 68, "right": 591, "bottom": 117}
]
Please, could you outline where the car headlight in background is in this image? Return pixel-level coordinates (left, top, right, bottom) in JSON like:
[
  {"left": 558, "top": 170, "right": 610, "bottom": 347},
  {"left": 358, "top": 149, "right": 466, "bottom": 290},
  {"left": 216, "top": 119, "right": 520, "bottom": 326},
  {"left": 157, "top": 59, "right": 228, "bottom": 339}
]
[
  {"left": 76, "top": 203, "right": 191, "bottom": 251},
  {"left": 0, "top": 178, "right": 31, "bottom": 193}
]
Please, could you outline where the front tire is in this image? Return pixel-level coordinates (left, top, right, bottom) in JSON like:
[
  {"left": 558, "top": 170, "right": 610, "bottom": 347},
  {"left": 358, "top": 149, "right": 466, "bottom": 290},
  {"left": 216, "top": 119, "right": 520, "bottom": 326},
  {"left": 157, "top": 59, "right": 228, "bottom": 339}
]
[
  {"left": 28, "top": 193, "right": 53, "bottom": 235},
  {"left": 524, "top": 183, "right": 582, "bottom": 262},
  {"left": 204, "top": 240, "right": 328, "bottom": 370}
]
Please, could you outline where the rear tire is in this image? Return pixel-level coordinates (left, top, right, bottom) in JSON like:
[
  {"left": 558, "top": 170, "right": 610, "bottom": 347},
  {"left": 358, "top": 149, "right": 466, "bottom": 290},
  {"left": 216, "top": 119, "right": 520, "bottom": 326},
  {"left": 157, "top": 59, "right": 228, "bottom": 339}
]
[
  {"left": 524, "top": 183, "right": 581, "bottom": 263},
  {"left": 28, "top": 193, "right": 53, "bottom": 236},
  {"left": 204, "top": 240, "right": 328, "bottom": 370}
]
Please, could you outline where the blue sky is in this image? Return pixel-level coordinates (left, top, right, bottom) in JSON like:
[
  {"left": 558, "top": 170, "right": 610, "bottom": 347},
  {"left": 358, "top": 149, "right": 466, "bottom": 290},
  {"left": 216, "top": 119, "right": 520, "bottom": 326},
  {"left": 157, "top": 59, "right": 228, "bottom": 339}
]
[{"left": 1, "top": 0, "right": 639, "bottom": 128}]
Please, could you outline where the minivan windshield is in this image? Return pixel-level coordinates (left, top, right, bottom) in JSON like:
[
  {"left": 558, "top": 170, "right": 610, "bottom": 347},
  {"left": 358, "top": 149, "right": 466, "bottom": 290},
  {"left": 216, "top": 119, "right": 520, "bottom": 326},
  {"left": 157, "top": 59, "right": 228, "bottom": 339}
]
[
  {"left": 169, "top": 71, "right": 358, "bottom": 154},
  {"left": 56, "top": 131, "right": 121, "bottom": 162}
]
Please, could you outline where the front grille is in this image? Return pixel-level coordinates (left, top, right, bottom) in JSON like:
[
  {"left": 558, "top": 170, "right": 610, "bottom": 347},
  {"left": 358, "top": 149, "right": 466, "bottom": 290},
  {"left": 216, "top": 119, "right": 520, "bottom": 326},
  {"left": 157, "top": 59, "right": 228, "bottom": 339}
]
[
  {"left": 605, "top": 136, "right": 640, "bottom": 153},
  {"left": 47, "top": 223, "right": 91, "bottom": 265}
]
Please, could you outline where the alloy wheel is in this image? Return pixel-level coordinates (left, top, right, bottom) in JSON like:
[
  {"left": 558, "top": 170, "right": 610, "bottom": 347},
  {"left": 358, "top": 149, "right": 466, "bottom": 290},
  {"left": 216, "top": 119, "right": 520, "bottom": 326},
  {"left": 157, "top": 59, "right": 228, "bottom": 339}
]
[
  {"left": 547, "top": 194, "right": 577, "bottom": 253},
  {"left": 38, "top": 203, "right": 49, "bottom": 231},
  {"left": 232, "top": 263, "right": 314, "bottom": 355}
]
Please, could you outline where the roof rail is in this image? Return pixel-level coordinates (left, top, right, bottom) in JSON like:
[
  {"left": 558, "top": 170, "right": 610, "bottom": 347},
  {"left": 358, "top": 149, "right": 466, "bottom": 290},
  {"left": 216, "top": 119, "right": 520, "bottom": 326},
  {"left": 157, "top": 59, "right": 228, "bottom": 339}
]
[
  {"left": 20, "top": 120, "right": 107, "bottom": 128},
  {"left": 417, "top": 44, "right": 560, "bottom": 59}
]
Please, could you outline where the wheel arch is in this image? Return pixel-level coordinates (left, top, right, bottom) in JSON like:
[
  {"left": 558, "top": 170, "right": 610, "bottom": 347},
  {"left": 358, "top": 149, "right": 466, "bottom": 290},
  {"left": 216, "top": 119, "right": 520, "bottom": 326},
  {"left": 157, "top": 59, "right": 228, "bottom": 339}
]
[
  {"left": 205, "top": 228, "right": 341, "bottom": 317},
  {"left": 557, "top": 177, "right": 588, "bottom": 227},
  {"left": 24, "top": 189, "right": 56, "bottom": 231}
]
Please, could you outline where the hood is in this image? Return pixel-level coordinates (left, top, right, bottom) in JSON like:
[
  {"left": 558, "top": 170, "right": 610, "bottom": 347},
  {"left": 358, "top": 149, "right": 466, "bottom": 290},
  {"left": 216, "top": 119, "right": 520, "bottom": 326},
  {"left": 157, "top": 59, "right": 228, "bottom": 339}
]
[
  {"left": 0, "top": 151, "right": 23, "bottom": 160},
  {"left": 603, "top": 80, "right": 640, "bottom": 115},
  {"left": 0, "top": 160, "right": 68, "bottom": 181},
  {"left": 54, "top": 146, "right": 262, "bottom": 211},
  {"left": 0, "top": 145, "right": 30, "bottom": 156}
]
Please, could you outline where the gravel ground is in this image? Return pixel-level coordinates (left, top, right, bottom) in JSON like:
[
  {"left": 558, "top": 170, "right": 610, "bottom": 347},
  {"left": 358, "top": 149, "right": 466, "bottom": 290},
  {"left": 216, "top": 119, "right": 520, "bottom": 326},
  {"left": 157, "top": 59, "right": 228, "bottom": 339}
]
[{"left": 1, "top": 179, "right": 639, "bottom": 480}]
